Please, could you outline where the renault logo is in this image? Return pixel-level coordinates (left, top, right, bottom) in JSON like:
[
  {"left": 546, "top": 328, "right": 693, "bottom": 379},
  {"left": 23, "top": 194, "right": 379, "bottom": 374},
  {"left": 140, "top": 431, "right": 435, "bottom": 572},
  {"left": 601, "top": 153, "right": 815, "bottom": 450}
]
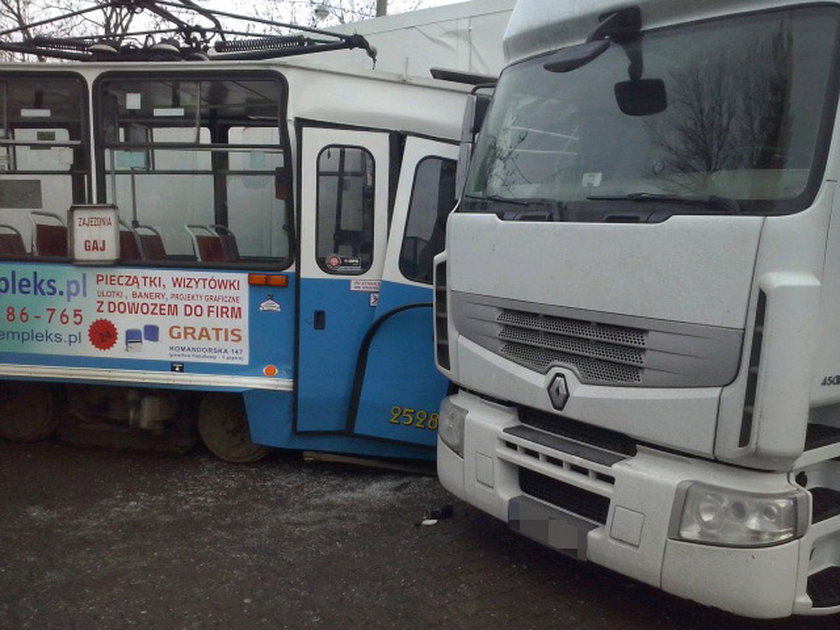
[{"left": 547, "top": 374, "right": 569, "bottom": 410}]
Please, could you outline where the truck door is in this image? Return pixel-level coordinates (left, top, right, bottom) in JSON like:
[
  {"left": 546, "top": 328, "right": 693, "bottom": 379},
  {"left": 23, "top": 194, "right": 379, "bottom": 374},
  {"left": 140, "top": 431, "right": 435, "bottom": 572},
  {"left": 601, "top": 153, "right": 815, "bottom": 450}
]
[
  {"left": 296, "top": 125, "right": 392, "bottom": 433},
  {"left": 348, "top": 137, "right": 457, "bottom": 446}
]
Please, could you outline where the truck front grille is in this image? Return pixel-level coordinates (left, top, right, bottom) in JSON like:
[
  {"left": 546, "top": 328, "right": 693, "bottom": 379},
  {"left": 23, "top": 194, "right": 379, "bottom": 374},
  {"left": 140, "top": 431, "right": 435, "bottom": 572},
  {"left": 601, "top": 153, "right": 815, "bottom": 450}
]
[
  {"left": 499, "top": 309, "right": 645, "bottom": 383},
  {"left": 450, "top": 292, "right": 744, "bottom": 387}
]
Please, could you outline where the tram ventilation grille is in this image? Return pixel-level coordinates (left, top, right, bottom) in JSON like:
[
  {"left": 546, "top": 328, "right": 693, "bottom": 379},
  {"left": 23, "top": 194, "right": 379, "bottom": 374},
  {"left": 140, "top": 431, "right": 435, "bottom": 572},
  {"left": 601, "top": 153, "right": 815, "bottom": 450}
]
[
  {"left": 518, "top": 467, "right": 609, "bottom": 524},
  {"left": 497, "top": 309, "right": 645, "bottom": 383}
]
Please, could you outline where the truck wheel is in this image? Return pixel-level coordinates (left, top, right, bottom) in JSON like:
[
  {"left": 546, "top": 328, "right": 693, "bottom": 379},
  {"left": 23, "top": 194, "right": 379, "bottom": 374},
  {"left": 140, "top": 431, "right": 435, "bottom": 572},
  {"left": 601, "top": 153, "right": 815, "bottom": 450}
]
[
  {"left": 197, "top": 393, "right": 269, "bottom": 463},
  {"left": 0, "top": 382, "right": 59, "bottom": 442}
]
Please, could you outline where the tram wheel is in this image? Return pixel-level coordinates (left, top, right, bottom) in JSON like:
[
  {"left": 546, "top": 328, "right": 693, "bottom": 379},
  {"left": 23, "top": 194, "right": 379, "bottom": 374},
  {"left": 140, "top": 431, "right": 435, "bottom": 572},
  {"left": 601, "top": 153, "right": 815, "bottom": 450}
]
[
  {"left": 197, "top": 393, "right": 269, "bottom": 464},
  {"left": 0, "top": 382, "right": 59, "bottom": 443}
]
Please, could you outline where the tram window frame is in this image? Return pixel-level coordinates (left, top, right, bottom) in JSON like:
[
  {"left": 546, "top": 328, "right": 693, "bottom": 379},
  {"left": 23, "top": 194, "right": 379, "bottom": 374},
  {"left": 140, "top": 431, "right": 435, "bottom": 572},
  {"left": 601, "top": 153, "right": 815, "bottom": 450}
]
[
  {"left": 0, "top": 72, "right": 90, "bottom": 259},
  {"left": 398, "top": 156, "right": 457, "bottom": 284},
  {"left": 93, "top": 71, "right": 292, "bottom": 268},
  {"left": 315, "top": 144, "right": 376, "bottom": 275}
]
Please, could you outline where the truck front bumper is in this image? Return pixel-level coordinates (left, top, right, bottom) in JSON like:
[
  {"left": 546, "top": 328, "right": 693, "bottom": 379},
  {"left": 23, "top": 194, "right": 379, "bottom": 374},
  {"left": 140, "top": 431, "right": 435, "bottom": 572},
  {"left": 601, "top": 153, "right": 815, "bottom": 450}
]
[{"left": 437, "top": 390, "right": 837, "bottom": 618}]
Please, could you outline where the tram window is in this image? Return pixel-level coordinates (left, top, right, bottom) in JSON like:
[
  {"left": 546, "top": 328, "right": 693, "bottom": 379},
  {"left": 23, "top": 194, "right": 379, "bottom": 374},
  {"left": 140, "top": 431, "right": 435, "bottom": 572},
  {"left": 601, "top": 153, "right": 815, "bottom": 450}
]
[
  {"left": 97, "top": 74, "right": 290, "bottom": 266},
  {"left": 316, "top": 145, "right": 375, "bottom": 275},
  {"left": 226, "top": 127, "right": 289, "bottom": 260},
  {"left": 399, "top": 157, "right": 457, "bottom": 284},
  {"left": 0, "top": 74, "right": 88, "bottom": 258},
  {"left": 12, "top": 129, "right": 74, "bottom": 172}
]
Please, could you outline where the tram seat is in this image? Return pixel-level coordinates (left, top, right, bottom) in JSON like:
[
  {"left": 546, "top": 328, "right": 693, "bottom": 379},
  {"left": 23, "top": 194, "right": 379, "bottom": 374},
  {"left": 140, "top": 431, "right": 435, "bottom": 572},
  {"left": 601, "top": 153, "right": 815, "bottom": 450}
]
[
  {"left": 119, "top": 221, "right": 144, "bottom": 261},
  {"left": 218, "top": 226, "right": 240, "bottom": 261},
  {"left": 197, "top": 234, "right": 225, "bottom": 261},
  {"left": 30, "top": 211, "right": 67, "bottom": 257},
  {"left": 0, "top": 224, "right": 27, "bottom": 256},
  {"left": 186, "top": 224, "right": 239, "bottom": 262},
  {"left": 135, "top": 225, "right": 167, "bottom": 260}
]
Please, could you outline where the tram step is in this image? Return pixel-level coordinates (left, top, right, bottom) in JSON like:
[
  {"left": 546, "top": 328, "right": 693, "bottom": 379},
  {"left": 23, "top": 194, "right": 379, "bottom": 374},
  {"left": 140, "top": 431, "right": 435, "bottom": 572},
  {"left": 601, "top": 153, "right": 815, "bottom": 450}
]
[
  {"left": 811, "top": 487, "right": 840, "bottom": 524},
  {"left": 807, "top": 566, "right": 840, "bottom": 608},
  {"left": 804, "top": 423, "right": 840, "bottom": 450}
]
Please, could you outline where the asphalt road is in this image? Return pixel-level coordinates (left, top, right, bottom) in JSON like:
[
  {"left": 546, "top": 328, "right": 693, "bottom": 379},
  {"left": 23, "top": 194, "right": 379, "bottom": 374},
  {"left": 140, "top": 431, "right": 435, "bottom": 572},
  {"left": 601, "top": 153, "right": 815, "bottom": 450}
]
[{"left": 1, "top": 440, "right": 839, "bottom": 630}]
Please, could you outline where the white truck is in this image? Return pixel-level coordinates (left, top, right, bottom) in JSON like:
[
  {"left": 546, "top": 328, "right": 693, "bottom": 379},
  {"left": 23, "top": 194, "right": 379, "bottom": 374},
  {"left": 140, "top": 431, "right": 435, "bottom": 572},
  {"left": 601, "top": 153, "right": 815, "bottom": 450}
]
[{"left": 435, "top": 0, "right": 840, "bottom": 618}]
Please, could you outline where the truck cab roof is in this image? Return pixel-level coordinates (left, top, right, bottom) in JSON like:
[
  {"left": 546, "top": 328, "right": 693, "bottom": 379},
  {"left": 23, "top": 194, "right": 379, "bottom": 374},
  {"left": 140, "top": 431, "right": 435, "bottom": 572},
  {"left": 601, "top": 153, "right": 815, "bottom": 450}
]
[{"left": 503, "top": 0, "right": 825, "bottom": 64}]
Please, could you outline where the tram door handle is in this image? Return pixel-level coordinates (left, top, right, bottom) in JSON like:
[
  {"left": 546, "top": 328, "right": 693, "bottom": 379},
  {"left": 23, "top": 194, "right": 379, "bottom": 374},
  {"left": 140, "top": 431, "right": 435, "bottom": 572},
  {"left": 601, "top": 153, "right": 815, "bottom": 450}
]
[{"left": 314, "top": 310, "right": 326, "bottom": 330}]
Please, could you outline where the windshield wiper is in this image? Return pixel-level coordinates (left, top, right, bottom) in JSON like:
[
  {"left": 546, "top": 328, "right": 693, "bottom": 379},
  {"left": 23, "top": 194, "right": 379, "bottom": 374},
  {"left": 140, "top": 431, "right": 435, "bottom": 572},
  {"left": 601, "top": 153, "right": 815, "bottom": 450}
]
[
  {"left": 464, "top": 194, "right": 566, "bottom": 220},
  {"left": 465, "top": 193, "right": 529, "bottom": 206},
  {"left": 587, "top": 192, "right": 741, "bottom": 214}
]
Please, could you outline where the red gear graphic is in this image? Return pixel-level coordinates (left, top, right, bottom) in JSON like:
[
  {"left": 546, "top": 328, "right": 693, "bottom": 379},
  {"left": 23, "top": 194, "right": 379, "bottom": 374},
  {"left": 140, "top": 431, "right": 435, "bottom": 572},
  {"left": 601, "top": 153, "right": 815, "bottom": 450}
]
[{"left": 88, "top": 319, "right": 118, "bottom": 351}]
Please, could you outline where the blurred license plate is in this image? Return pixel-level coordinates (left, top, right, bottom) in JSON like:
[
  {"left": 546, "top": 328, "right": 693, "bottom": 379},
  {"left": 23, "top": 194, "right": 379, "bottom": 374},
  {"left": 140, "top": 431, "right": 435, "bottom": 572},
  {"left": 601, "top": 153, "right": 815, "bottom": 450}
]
[{"left": 508, "top": 495, "right": 596, "bottom": 560}]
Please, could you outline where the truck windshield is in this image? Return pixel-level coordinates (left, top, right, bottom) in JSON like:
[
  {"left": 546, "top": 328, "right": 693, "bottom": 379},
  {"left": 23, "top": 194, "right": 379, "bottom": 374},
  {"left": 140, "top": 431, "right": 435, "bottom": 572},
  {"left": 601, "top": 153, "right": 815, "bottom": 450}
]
[{"left": 464, "top": 6, "right": 840, "bottom": 218}]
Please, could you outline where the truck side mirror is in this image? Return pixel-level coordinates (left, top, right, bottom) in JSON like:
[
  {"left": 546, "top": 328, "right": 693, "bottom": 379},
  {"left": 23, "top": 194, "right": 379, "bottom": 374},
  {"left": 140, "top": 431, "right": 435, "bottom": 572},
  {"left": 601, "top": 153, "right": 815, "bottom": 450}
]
[
  {"left": 543, "top": 40, "right": 610, "bottom": 73},
  {"left": 456, "top": 92, "right": 492, "bottom": 196},
  {"left": 614, "top": 78, "right": 667, "bottom": 116},
  {"left": 461, "top": 92, "right": 491, "bottom": 143}
]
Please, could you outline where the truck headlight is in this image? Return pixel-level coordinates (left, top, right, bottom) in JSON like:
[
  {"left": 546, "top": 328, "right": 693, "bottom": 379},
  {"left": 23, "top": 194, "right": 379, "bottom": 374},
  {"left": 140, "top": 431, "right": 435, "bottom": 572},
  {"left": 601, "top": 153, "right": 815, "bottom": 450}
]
[
  {"left": 438, "top": 397, "right": 467, "bottom": 457},
  {"left": 674, "top": 482, "right": 806, "bottom": 547}
]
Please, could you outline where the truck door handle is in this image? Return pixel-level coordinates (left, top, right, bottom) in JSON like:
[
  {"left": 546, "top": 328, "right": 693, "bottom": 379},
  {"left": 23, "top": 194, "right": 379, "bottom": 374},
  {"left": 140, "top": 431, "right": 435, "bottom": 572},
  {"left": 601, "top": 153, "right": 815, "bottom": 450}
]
[{"left": 314, "top": 310, "right": 326, "bottom": 330}]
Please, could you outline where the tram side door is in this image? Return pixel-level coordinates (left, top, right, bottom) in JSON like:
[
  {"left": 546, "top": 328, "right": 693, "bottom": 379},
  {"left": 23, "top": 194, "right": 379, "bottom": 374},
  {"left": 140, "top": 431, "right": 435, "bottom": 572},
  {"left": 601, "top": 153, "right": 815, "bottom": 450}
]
[
  {"left": 296, "top": 125, "right": 392, "bottom": 433},
  {"left": 348, "top": 137, "right": 457, "bottom": 447}
]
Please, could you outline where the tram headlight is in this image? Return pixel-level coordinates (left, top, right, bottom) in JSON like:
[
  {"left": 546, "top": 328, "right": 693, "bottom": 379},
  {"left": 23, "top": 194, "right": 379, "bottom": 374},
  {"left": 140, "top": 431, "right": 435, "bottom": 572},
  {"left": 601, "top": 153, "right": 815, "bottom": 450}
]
[
  {"left": 674, "top": 482, "right": 806, "bottom": 547},
  {"left": 438, "top": 397, "right": 467, "bottom": 457}
]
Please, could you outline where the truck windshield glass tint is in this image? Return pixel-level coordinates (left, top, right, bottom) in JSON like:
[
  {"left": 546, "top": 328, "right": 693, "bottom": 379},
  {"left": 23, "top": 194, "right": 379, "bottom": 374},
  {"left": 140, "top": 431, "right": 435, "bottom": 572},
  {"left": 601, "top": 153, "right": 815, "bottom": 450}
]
[{"left": 464, "top": 7, "right": 840, "bottom": 217}]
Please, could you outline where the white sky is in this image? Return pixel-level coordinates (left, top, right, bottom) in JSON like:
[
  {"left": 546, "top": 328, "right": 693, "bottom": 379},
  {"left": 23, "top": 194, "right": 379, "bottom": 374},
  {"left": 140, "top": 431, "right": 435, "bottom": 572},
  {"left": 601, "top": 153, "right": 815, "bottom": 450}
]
[
  {"left": 409, "top": 0, "right": 465, "bottom": 7},
  {"left": 318, "top": 0, "right": 470, "bottom": 17},
  {"left": 202, "top": 0, "right": 475, "bottom": 24},
  {"left": 351, "top": 0, "right": 475, "bottom": 22}
]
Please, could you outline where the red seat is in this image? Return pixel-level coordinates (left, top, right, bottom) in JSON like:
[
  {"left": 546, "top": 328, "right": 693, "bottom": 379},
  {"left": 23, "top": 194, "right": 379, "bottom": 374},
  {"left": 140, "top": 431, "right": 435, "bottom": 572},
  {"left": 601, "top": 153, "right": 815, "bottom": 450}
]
[
  {"left": 30, "top": 211, "right": 67, "bottom": 257},
  {"left": 186, "top": 225, "right": 239, "bottom": 262},
  {"left": 119, "top": 229, "right": 143, "bottom": 261},
  {"left": 0, "top": 226, "right": 26, "bottom": 256},
  {"left": 195, "top": 234, "right": 225, "bottom": 262},
  {"left": 34, "top": 223, "right": 68, "bottom": 257},
  {"left": 135, "top": 226, "right": 166, "bottom": 260},
  {"left": 219, "top": 230, "right": 240, "bottom": 262}
]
